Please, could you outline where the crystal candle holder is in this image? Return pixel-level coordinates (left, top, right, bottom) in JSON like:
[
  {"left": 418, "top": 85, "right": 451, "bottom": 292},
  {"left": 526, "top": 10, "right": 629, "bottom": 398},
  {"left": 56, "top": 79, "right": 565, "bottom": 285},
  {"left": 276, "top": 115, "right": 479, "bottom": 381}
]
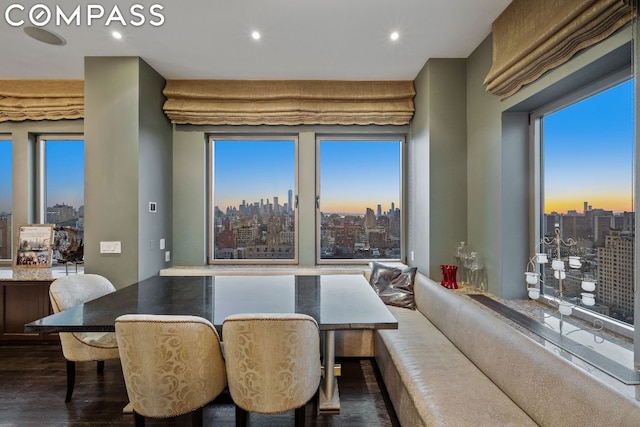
[
  {"left": 559, "top": 302, "right": 573, "bottom": 315},
  {"left": 568, "top": 256, "right": 581, "bottom": 269},
  {"left": 534, "top": 253, "right": 548, "bottom": 264},
  {"left": 525, "top": 272, "right": 539, "bottom": 285},
  {"left": 581, "top": 280, "right": 596, "bottom": 292}
]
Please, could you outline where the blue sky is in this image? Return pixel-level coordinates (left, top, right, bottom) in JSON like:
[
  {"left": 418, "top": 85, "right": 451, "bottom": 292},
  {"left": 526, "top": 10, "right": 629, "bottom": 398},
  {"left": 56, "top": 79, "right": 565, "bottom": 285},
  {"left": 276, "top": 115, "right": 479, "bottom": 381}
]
[
  {"left": 213, "top": 139, "right": 401, "bottom": 215},
  {"left": 319, "top": 140, "right": 400, "bottom": 214},
  {"left": 543, "top": 79, "right": 634, "bottom": 214},
  {"left": 213, "top": 140, "right": 295, "bottom": 210},
  {"left": 0, "top": 140, "right": 12, "bottom": 213},
  {"left": 0, "top": 139, "right": 84, "bottom": 214},
  {"left": 45, "top": 140, "right": 85, "bottom": 209}
]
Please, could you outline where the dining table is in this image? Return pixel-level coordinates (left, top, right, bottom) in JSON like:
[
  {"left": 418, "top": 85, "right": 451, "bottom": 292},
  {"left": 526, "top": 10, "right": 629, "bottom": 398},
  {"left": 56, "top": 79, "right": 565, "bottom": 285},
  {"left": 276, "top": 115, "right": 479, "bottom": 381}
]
[{"left": 25, "top": 273, "right": 398, "bottom": 413}]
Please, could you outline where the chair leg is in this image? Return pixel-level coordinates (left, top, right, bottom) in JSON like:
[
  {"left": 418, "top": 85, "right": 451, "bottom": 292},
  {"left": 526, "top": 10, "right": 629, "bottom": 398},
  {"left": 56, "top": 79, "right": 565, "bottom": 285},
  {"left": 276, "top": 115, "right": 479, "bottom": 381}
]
[
  {"left": 235, "top": 405, "right": 247, "bottom": 427},
  {"left": 191, "top": 407, "right": 203, "bottom": 427},
  {"left": 295, "top": 405, "right": 305, "bottom": 427},
  {"left": 133, "top": 411, "right": 145, "bottom": 427},
  {"left": 65, "top": 360, "right": 76, "bottom": 402},
  {"left": 97, "top": 360, "right": 105, "bottom": 374}
]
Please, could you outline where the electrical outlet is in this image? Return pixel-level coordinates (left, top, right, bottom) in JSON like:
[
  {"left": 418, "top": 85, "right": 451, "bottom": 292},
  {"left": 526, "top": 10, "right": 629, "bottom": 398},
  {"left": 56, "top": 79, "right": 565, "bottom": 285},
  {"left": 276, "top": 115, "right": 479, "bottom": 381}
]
[{"left": 165, "top": 251, "right": 171, "bottom": 262}]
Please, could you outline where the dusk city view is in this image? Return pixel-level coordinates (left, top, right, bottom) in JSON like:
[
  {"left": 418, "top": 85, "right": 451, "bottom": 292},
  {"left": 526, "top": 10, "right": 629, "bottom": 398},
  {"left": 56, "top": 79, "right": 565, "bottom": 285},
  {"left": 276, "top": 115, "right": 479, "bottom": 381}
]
[
  {"left": 542, "top": 79, "right": 635, "bottom": 324},
  {"left": 212, "top": 138, "right": 402, "bottom": 260}
]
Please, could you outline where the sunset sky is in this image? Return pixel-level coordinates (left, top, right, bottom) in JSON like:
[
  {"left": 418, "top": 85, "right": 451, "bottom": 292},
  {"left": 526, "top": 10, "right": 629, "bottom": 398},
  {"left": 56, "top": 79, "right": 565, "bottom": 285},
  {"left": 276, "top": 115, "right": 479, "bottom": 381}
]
[
  {"left": 543, "top": 79, "right": 634, "bottom": 214},
  {"left": 213, "top": 138, "right": 401, "bottom": 215}
]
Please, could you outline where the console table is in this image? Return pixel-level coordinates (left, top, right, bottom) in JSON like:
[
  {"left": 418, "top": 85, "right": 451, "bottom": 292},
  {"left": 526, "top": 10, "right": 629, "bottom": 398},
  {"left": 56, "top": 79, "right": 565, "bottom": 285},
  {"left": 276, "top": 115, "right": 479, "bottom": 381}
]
[{"left": 0, "top": 267, "right": 77, "bottom": 342}]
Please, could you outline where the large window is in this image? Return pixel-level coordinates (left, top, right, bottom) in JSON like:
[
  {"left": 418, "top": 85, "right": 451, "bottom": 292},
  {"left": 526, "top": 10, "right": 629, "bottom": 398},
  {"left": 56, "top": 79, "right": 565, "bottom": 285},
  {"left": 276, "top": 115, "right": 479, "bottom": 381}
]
[
  {"left": 209, "top": 137, "right": 297, "bottom": 262},
  {"left": 317, "top": 137, "right": 403, "bottom": 262},
  {"left": 0, "top": 138, "right": 11, "bottom": 261},
  {"left": 538, "top": 77, "right": 634, "bottom": 326},
  {"left": 38, "top": 136, "right": 85, "bottom": 265}
]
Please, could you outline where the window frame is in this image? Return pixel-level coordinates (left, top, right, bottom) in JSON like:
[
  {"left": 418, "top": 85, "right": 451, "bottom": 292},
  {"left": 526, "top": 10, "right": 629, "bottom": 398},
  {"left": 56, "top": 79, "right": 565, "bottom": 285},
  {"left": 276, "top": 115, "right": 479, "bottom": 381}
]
[
  {"left": 207, "top": 135, "right": 300, "bottom": 265},
  {"left": 529, "top": 69, "right": 635, "bottom": 339},
  {"left": 36, "top": 134, "right": 85, "bottom": 226},
  {"left": 0, "top": 136, "right": 12, "bottom": 263},
  {"left": 315, "top": 135, "right": 406, "bottom": 265}
]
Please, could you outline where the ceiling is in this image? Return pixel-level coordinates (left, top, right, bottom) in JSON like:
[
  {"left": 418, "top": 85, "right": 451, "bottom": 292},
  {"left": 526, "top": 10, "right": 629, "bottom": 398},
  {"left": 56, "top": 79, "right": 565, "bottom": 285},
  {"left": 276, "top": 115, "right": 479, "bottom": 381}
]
[{"left": 0, "top": 0, "right": 511, "bottom": 81}]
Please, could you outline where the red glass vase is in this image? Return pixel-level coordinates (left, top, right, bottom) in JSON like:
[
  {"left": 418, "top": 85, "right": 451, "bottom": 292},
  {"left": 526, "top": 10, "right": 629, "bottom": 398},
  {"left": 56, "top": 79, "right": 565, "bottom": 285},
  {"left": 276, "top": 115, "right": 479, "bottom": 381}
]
[{"left": 440, "top": 264, "right": 458, "bottom": 289}]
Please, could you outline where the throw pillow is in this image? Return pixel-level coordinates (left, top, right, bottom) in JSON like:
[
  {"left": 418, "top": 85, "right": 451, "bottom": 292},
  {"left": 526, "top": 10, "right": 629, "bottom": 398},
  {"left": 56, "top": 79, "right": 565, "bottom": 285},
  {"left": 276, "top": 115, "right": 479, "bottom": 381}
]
[{"left": 369, "top": 262, "right": 417, "bottom": 310}]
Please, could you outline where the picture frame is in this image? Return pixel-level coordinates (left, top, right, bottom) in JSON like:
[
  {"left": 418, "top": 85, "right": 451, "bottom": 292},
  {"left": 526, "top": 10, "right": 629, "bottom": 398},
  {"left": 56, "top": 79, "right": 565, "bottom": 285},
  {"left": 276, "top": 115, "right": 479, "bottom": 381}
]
[{"left": 15, "top": 224, "right": 54, "bottom": 268}]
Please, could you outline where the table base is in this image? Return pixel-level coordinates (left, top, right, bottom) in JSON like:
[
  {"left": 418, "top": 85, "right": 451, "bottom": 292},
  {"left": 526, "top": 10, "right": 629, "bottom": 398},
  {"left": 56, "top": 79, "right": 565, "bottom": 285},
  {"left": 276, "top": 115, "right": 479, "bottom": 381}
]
[{"left": 318, "top": 382, "right": 340, "bottom": 413}]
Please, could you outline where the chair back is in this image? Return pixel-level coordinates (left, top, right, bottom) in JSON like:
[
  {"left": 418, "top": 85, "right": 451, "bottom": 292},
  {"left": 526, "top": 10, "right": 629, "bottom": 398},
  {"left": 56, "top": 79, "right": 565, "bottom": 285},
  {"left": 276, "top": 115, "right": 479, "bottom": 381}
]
[
  {"left": 50, "top": 274, "right": 116, "bottom": 313},
  {"left": 222, "top": 313, "right": 321, "bottom": 414},
  {"left": 115, "top": 314, "right": 227, "bottom": 419},
  {"left": 49, "top": 274, "right": 119, "bottom": 362}
]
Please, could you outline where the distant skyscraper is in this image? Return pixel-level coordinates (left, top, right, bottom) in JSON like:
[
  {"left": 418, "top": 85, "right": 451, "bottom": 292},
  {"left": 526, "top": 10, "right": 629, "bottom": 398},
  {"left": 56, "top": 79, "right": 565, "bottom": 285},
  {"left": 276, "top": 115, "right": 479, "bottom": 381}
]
[
  {"left": 288, "top": 189, "right": 293, "bottom": 213},
  {"left": 597, "top": 230, "right": 634, "bottom": 316},
  {"left": 377, "top": 204, "right": 382, "bottom": 217},
  {"left": 365, "top": 208, "right": 377, "bottom": 228}
]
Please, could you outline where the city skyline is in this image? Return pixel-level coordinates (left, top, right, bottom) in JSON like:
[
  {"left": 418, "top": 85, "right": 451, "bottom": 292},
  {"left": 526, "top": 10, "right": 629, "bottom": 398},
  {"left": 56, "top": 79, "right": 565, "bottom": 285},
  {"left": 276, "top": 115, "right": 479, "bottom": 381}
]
[
  {"left": 543, "top": 79, "right": 634, "bottom": 215},
  {"left": 213, "top": 138, "right": 401, "bottom": 215}
]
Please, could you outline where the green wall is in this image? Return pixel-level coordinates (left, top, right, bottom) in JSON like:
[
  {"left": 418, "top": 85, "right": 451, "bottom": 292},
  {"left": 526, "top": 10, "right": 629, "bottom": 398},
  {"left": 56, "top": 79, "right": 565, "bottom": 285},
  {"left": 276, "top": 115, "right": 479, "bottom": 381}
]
[
  {"left": 409, "top": 59, "right": 468, "bottom": 279},
  {"left": 84, "top": 57, "right": 172, "bottom": 288}
]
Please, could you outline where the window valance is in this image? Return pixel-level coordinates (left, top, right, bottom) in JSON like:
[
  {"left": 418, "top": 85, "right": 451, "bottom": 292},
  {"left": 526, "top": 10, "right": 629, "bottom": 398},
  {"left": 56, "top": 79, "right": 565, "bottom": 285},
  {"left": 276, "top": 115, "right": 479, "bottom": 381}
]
[
  {"left": 484, "top": 0, "right": 637, "bottom": 99},
  {"left": 162, "top": 80, "right": 415, "bottom": 126},
  {"left": 0, "top": 80, "right": 84, "bottom": 122}
]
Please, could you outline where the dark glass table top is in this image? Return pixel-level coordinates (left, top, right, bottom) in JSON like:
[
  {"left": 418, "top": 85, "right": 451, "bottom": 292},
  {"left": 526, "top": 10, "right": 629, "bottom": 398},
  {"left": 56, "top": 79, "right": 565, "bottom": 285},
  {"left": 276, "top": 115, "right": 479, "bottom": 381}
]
[{"left": 25, "top": 274, "right": 398, "bottom": 333}]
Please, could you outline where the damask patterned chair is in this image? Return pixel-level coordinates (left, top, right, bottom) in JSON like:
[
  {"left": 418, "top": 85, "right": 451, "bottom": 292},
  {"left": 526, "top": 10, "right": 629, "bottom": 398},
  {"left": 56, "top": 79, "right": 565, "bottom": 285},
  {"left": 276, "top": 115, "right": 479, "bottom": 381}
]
[
  {"left": 49, "top": 274, "right": 120, "bottom": 402},
  {"left": 115, "top": 314, "right": 227, "bottom": 427},
  {"left": 222, "top": 313, "right": 321, "bottom": 427}
]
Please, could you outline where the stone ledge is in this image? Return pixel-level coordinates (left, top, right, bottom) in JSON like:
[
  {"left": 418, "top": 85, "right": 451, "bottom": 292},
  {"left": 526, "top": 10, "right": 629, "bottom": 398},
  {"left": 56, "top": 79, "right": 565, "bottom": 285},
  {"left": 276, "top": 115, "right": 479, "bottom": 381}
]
[{"left": 160, "top": 262, "right": 411, "bottom": 277}]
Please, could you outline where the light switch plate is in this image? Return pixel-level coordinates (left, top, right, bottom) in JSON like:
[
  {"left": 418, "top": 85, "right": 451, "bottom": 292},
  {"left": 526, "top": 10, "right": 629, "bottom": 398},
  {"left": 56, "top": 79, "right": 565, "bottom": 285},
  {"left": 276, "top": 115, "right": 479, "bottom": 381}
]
[
  {"left": 100, "top": 241, "right": 122, "bottom": 254},
  {"left": 160, "top": 238, "right": 165, "bottom": 250}
]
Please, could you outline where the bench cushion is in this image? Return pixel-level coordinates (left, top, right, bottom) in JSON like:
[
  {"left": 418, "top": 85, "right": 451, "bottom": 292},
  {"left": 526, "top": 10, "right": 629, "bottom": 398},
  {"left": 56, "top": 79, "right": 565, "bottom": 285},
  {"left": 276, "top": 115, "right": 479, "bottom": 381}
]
[
  {"left": 375, "top": 306, "right": 536, "bottom": 427},
  {"left": 414, "top": 272, "right": 640, "bottom": 427}
]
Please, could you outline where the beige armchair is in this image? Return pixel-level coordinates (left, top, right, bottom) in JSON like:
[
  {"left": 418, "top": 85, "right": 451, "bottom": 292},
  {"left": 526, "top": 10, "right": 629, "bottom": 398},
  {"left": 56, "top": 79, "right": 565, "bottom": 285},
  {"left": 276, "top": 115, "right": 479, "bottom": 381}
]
[
  {"left": 222, "top": 313, "right": 321, "bottom": 427},
  {"left": 115, "top": 314, "right": 227, "bottom": 427},
  {"left": 49, "top": 274, "right": 120, "bottom": 402}
]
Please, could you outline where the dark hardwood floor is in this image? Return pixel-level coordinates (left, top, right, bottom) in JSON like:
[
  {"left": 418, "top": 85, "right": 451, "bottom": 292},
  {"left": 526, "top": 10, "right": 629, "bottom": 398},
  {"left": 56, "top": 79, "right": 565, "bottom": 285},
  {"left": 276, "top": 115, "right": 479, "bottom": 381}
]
[{"left": 0, "top": 343, "right": 400, "bottom": 426}]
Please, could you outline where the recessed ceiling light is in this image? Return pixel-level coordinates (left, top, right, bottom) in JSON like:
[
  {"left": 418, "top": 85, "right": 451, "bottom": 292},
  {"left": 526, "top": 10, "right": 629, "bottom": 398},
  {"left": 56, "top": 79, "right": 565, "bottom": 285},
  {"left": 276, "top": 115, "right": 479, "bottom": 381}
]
[
  {"left": 112, "top": 31, "right": 122, "bottom": 40},
  {"left": 390, "top": 31, "right": 400, "bottom": 41},
  {"left": 23, "top": 26, "right": 66, "bottom": 46},
  {"left": 251, "top": 31, "right": 261, "bottom": 40}
]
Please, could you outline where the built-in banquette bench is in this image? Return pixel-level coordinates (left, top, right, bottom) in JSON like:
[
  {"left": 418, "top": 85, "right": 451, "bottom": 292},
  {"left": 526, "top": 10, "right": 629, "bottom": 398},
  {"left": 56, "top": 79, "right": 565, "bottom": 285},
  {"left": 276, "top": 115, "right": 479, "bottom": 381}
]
[
  {"left": 373, "top": 271, "right": 640, "bottom": 427},
  {"left": 160, "top": 266, "right": 640, "bottom": 426}
]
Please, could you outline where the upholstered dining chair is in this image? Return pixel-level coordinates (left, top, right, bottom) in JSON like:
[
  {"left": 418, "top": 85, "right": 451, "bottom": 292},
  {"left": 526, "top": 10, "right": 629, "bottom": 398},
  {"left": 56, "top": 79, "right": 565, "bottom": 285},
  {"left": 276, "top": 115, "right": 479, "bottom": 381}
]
[
  {"left": 222, "top": 313, "right": 321, "bottom": 427},
  {"left": 115, "top": 314, "right": 227, "bottom": 427},
  {"left": 49, "top": 274, "right": 120, "bottom": 402}
]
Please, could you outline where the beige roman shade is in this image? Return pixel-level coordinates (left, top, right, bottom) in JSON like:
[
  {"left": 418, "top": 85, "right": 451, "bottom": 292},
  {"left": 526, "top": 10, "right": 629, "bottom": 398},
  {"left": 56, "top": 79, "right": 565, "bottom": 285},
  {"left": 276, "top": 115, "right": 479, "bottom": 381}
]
[
  {"left": 0, "top": 80, "right": 84, "bottom": 122},
  {"left": 484, "top": 0, "right": 637, "bottom": 99},
  {"left": 163, "top": 80, "right": 415, "bottom": 125}
]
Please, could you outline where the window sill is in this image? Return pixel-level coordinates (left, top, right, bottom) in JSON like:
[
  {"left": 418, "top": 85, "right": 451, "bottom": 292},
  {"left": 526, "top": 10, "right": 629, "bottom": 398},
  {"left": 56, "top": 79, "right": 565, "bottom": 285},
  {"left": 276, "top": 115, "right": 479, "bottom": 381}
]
[
  {"left": 159, "top": 264, "right": 372, "bottom": 277},
  {"left": 468, "top": 292, "right": 638, "bottom": 399}
]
